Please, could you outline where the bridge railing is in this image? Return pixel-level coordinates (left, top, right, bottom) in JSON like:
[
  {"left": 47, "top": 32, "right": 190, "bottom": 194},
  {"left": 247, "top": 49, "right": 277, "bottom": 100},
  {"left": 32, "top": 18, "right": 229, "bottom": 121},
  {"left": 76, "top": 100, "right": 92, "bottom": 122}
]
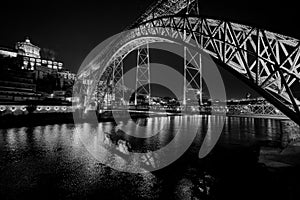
[{"left": 226, "top": 104, "right": 285, "bottom": 116}]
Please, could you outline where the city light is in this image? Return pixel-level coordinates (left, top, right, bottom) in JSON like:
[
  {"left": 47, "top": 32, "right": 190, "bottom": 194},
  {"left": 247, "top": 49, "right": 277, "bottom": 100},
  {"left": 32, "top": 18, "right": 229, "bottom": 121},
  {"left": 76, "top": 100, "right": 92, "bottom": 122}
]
[{"left": 0, "top": 1, "right": 299, "bottom": 200}]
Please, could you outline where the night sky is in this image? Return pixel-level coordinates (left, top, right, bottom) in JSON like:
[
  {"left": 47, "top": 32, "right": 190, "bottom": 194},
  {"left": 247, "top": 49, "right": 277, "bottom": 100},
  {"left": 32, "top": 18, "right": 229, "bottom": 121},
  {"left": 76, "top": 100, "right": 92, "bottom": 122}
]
[{"left": 0, "top": 0, "right": 299, "bottom": 99}]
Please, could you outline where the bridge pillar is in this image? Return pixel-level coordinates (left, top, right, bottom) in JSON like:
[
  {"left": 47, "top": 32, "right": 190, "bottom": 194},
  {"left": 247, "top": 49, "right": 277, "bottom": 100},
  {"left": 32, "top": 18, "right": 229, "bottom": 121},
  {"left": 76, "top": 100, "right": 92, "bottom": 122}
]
[
  {"left": 183, "top": 46, "right": 203, "bottom": 108},
  {"left": 112, "top": 57, "right": 125, "bottom": 107},
  {"left": 135, "top": 43, "right": 151, "bottom": 106}
]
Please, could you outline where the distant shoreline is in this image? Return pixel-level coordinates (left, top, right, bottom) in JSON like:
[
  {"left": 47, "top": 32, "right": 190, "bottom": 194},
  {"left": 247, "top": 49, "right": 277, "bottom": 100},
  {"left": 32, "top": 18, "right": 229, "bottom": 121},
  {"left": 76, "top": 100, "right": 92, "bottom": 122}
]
[
  {"left": 0, "top": 110, "right": 289, "bottom": 129},
  {"left": 0, "top": 110, "right": 177, "bottom": 129}
]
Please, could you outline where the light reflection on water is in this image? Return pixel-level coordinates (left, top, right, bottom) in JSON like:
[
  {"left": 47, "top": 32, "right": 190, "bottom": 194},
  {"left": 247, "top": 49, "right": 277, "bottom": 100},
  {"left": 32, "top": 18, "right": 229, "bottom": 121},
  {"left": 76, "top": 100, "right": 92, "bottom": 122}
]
[{"left": 0, "top": 115, "right": 283, "bottom": 199}]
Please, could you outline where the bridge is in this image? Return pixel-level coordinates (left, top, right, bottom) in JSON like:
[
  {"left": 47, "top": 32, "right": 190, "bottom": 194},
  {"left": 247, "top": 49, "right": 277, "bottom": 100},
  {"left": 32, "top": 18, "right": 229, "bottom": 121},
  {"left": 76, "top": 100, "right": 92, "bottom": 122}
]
[{"left": 74, "top": 0, "right": 300, "bottom": 125}]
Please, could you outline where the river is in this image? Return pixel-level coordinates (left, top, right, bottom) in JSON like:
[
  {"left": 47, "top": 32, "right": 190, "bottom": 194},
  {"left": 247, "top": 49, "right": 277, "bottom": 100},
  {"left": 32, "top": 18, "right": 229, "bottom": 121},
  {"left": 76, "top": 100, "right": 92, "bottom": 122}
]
[{"left": 0, "top": 115, "right": 295, "bottom": 200}]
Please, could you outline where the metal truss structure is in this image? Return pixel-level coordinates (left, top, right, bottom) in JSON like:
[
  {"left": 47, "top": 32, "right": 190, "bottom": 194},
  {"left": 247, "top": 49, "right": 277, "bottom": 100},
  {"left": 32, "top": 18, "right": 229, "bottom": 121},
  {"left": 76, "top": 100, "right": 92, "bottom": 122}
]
[
  {"left": 184, "top": 46, "right": 202, "bottom": 105},
  {"left": 76, "top": 0, "right": 300, "bottom": 125},
  {"left": 135, "top": 44, "right": 151, "bottom": 105},
  {"left": 226, "top": 104, "right": 285, "bottom": 118},
  {"left": 197, "top": 103, "right": 287, "bottom": 119},
  {"left": 112, "top": 57, "right": 125, "bottom": 106}
]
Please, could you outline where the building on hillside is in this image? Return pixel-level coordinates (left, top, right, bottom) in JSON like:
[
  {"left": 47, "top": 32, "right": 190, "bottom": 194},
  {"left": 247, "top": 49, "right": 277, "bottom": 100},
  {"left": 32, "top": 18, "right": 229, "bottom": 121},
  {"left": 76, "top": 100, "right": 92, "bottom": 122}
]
[
  {"left": 0, "top": 37, "right": 77, "bottom": 104},
  {"left": 0, "top": 67, "right": 41, "bottom": 104}
]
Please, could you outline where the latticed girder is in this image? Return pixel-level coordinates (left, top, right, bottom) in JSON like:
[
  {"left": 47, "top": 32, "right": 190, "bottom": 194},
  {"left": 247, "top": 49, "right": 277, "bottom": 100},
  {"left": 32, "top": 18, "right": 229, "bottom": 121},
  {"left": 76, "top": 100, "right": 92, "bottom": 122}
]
[
  {"left": 94, "top": 56, "right": 126, "bottom": 107},
  {"left": 120, "top": 15, "right": 300, "bottom": 124},
  {"left": 112, "top": 57, "right": 125, "bottom": 106},
  {"left": 76, "top": 0, "right": 300, "bottom": 124},
  {"left": 226, "top": 104, "right": 285, "bottom": 117},
  {"left": 130, "top": 0, "right": 198, "bottom": 28},
  {"left": 135, "top": 44, "right": 151, "bottom": 105},
  {"left": 184, "top": 46, "right": 202, "bottom": 106},
  {"left": 95, "top": 67, "right": 113, "bottom": 107}
]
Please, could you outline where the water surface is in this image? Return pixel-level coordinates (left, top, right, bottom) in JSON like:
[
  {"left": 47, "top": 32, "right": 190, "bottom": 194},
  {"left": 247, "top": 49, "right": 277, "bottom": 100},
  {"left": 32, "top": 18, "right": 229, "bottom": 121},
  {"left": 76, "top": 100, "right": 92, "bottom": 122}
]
[{"left": 0, "top": 115, "right": 289, "bottom": 200}]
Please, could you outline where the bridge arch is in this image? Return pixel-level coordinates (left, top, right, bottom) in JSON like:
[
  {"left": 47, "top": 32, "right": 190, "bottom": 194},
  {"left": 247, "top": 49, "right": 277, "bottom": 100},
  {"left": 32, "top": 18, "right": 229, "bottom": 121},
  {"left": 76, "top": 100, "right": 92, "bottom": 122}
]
[{"left": 75, "top": 4, "right": 300, "bottom": 125}]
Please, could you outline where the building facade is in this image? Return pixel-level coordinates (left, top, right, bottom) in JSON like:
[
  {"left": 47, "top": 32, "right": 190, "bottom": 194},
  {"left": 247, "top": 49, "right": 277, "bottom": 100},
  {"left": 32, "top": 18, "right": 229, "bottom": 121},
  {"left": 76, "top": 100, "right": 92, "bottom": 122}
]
[{"left": 0, "top": 38, "right": 77, "bottom": 104}]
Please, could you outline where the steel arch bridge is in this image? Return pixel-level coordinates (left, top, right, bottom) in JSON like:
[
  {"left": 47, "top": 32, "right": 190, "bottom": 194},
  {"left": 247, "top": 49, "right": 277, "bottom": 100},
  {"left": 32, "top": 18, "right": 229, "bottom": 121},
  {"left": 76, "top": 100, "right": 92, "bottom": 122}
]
[{"left": 75, "top": 0, "right": 300, "bottom": 125}]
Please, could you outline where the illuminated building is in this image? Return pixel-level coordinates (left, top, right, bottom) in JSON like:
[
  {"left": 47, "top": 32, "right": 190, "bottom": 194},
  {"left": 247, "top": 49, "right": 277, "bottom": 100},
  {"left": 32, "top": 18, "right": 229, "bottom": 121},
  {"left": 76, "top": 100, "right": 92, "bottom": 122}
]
[
  {"left": 58, "top": 70, "right": 77, "bottom": 81},
  {"left": 0, "top": 37, "right": 65, "bottom": 73},
  {"left": 0, "top": 66, "right": 41, "bottom": 104},
  {"left": 0, "top": 47, "right": 17, "bottom": 58},
  {"left": 0, "top": 38, "right": 76, "bottom": 104},
  {"left": 15, "top": 37, "right": 41, "bottom": 58}
]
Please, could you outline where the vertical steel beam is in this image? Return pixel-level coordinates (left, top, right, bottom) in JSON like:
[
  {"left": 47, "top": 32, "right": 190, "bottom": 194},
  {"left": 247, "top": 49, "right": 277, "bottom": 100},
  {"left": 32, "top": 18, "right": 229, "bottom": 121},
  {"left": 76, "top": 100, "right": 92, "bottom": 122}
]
[
  {"left": 112, "top": 57, "right": 125, "bottom": 107},
  {"left": 135, "top": 44, "right": 151, "bottom": 106},
  {"left": 183, "top": 46, "right": 203, "bottom": 107}
]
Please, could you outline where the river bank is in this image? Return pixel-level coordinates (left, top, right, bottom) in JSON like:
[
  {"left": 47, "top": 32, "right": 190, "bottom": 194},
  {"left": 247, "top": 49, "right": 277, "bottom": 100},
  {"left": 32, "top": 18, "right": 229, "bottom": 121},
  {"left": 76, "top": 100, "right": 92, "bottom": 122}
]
[{"left": 0, "top": 110, "right": 174, "bottom": 129}]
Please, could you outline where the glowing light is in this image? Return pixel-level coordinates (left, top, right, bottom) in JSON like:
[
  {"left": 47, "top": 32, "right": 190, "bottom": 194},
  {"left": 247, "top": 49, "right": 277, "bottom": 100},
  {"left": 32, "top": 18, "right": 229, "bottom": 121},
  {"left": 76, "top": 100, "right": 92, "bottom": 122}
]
[
  {"left": 0, "top": 50, "right": 17, "bottom": 57},
  {"left": 0, "top": 106, "right": 6, "bottom": 111},
  {"left": 10, "top": 107, "right": 16, "bottom": 112},
  {"left": 37, "top": 106, "right": 42, "bottom": 111},
  {"left": 46, "top": 107, "right": 51, "bottom": 111}
]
